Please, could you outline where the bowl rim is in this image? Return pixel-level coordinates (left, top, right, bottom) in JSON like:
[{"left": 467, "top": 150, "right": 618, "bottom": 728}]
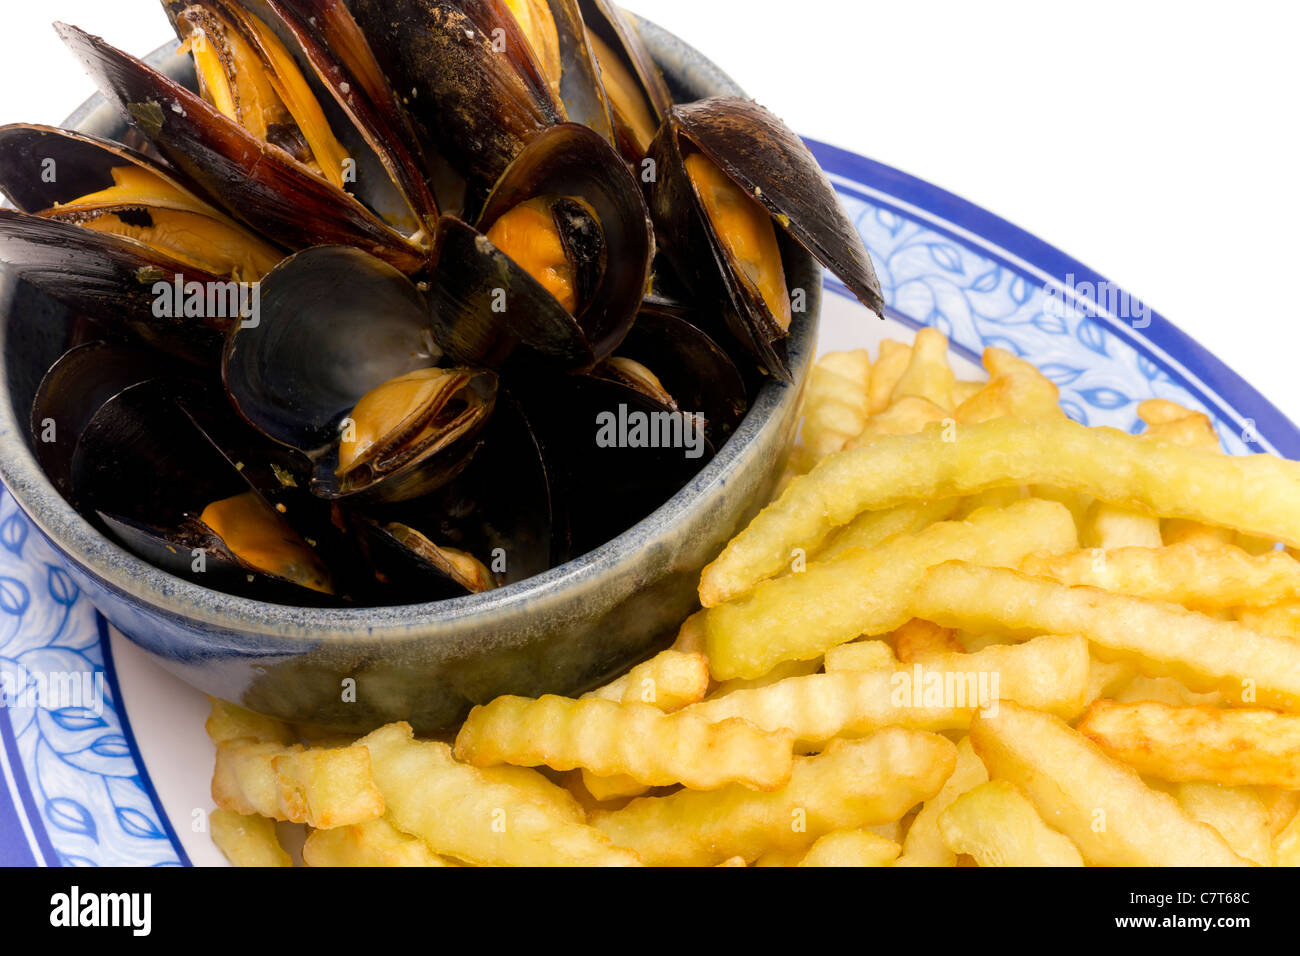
[{"left": 0, "top": 17, "right": 819, "bottom": 642}]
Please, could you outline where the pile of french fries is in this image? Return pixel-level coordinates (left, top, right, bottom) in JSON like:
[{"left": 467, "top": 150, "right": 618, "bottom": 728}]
[{"left": 208, "top": 328, "right": 1300, "bottom": 866}]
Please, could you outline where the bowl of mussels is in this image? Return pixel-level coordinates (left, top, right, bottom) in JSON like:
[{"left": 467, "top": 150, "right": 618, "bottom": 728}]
[{"left": 0, "top": 0, "right": 881, "bottom": 733}]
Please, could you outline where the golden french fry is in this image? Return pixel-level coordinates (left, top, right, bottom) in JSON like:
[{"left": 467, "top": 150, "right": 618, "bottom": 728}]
[
  {"left": 454, "top": 695, "right": 794, "bottom": 791},
  {"left": 715, "top": 856, "right": 748, "bottom": 867},
  {"left": 893, "top": 618, "right": 962, "bottom": 663},
  {"left": 938, "top": 780, "right": 1084, "bottom": 867},
  {"left": 1080, "top": 500, "right": 1162, "bottom": 549},
  {"left": 684, "top": 635, "right": 1089, "bottom": 743},
  {"left": 956, "top": 347, "right": 1063, "bottom": 425},
  {"left": 1236, "top": 603, "right": 1300, "bottom": 641},
  {"left": 302, "top": 816, "right": 454, "bottom": 867},
  {"left": 813, "top": 497, "right": 960, "bottom": 564},
  {"left": 1276, "top": 808, "right": 1300, "bottom": 865},
  {"left": 913, "top": 562, "right": 1300, "bottom": 710},
  {"left": 1139, "top": 400, "right": 1221, "bottom": 452},
  {"left": 1021, "top": 541, "right": 1300, "bottom": 612},
  {"left": 211, "top": 739, "right": 384, "bottom": 829},
  {"left": 890, "top": 327, "right": 955, "bottom": 411},
  {"left": 1259, "top": 788, "right": 1300, "bottom": 838},
  {"left": 1078, "top": 699, "right": 1300, "bottom": 788},
  {"left": 952, "top": 486, "right": 1029, "bottom": 518},
  {"left": 848, "top": 396, "right": 949, "bottom": 443},
  {"left": 797, "top": 829, "right": 901, "bottom": 867},
  {"left": 823, "top": 639, "right": 897, "bottom": 673},
  {"left": 205, "top": 697, "right": 296, "bottom": 746},
  {"left": 1084, "top": 657, "right": 1138, "bottom": 706},
  {"left": 670, "top": 609, "right": 708, "bottom": 654},
  {"left": 209, "top": 809, "right": 292, "bottom": 867},
  {"left": 894, "top": 736, "right": 988, "bottom": 867},
  {"left": 583, "top": 650, "right": 710, "bottom": 711},
  {"left": 577, "top": 650, "right": 712, "bottom": 802},
  {"left": 1174, "top": 782, "right": 1272, "bottom": 866},
  {"left": 591, "top": 729, "right": 955, "bottom": 866},
  {"left": 867, "top": 340, "right": 912, "bottom": 414},
  {"left": 361, "top": 722, "right": 641, "bottom": 866},
  {"left": 952, "top": 379, "right": 984, "bottom": 406},
  {"left": 969, "top": 702, "right": 1248, "bottom": 866},
  {"left": 708, "top": 657, "right": 822, "bottom": 698},
  {"left": 699, "top": 417, "right": 1300, "bottom": 607},
  {"left": 801, "top": 350, "right": 872, "bottom": 456},
  {"left": 1114, "top": 675, "right": 1220, "bottom": 707},
  {"left": 706, "top": 498, "right": 1076, "bottom": 679}
]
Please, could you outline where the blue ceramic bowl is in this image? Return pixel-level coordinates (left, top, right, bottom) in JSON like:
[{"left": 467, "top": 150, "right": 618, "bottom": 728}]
[{"left": 0, "top": 17, "right": 818, "bottom": 733}]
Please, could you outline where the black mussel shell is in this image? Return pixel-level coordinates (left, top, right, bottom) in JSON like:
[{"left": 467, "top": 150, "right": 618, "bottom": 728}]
[
  {"left": 665, "top": 96, "right": 884, "bottom": 315},
  {"left": 468, "top": 122, "right": 654, "bottom": 368},
  {"left": 596, "top": 308, "right": 748, "bottom": 450},
  {"left": 578, "top": 0, "right": 673, "bottom": 158},
  {"left": 0, "top": 208, "right": 233, "bottom": 364},
  {"left": 224, "top": 246, "right": 440, "bottom": 454},
  {"left": 56, "top": 23, "right": 426, "bottom": 274},
  {"left": 266, "top": 0, "right": 442, "bottom": 228},
  {"left": 522, "top": 0, "right": 617, "bottom": 145},
  {"left": 30, "top": 341, "right": 176, "bottom": 497},
  {"left": 347, "top": 0, "right": 564, "bottom": 195}
]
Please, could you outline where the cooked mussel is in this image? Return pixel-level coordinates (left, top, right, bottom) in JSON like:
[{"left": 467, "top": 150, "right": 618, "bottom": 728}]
[
  {"left": 648, "top": 96, "right": 884, "bottom": 379},
  {"left": 32, "top": 347, "right": 336, "bottom": 602},
  {"left": 427, "top": 122, "right": 652, "bottom": 369},
  {"left": 578, "top": 0, "right": 672, "bottom": 160},
  {"left": 347, "top": 0, "right": 564, "bottom": 197},
  {"left": 56, "top": 22, "right": 426, "bottom": 272},
  {"left": 224, "top": 246, "right": 497, "bottom": 503}
]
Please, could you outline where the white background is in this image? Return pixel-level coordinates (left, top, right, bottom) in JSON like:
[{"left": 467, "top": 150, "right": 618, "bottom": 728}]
[{"left": 1, "top": 0, "right": 1297, "bottom": 418}]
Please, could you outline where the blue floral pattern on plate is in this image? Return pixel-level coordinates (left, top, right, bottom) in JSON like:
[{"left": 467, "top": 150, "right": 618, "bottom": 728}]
[{"left": 0, "top": 140, "right": 1295, "bottom": 866}]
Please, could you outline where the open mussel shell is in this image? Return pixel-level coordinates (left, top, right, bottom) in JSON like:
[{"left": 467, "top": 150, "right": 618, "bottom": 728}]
[
  {"left": 434, "top": 122, "right": 653, "bottom": 369},
  {"left": 0, "top": 208, "right": 234, "bottom": 365},
  {"left": 347, "top": 0, "right": 564, "bottom": 197},
  {"left": 593, "top": 308, "right": 749, "bottom": 450},
  {"left": 578, "top": 0, "right": 673, "bottom": 159},
  {"left": 224, "top": 246, "right": 439, "bottom": 453},
  {"left": 160, "top": 0, "right": 437, "bottom": 236},
  {"left": 265, "top": 0, "right": 441, "bottom": 228},
  {"left": 351, "top": 387, "right": 559, "bottom": 600},
  {"left": 56, "top": 22, "right": 426, "bottom": 274},
  {"left": 311, "top": 364, "right": 499, "bottom": 504},
  {"left": 648, "top": 96, "right": 884, "bottom": 379},
  {"left": 65, "top": 377, "right": 339, "bottom": 604},
  {"left": 504, "top": 0, "right": 616, "bottom": 144},
  {"left": 30, "top": 341, "right": 175, "bottom": 498}
]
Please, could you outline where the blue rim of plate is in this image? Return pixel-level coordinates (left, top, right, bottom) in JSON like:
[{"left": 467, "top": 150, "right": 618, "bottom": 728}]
[{"left": 1, "top": 138, "right": 1296, "bottom": 867}]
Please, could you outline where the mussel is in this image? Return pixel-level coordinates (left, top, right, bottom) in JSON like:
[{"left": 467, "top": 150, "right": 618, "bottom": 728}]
[
  {"left": 427, "top": 122, "right": 653, "bottom": 369},
  {"left": 648, "top": 96, "right": 884, "bottom": 379}
]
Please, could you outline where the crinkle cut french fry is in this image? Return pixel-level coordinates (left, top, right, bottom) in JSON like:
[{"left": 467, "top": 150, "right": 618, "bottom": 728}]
[
  {"left": 579, "top": 650, "right": 710, "bottom": 802},
  {"left": 848, "top": 396, "right": 949, "bottom": 443},
  {"left": 708, "top": 657, "right": 822, "bottom": 698},
  {"left": 956, "top": 347, "right": 1063, "bottom": 425},
  {"left": 801, "top": 350, "right": 872, "bottom": 456},
  {"left": 684, "top": 635, "right": 1090, "bottom": 743},
  {"left": 822, "top": 639, "right": 897, "bottom": 673},
  {"left": 969, "top": 702, "right": 1249, "bottom": 866},
  {"left": 582, "top": 650, "right": 710, "bottom": 711},
  {"left": 302, "top": 816, "right": 454, "bottom": 867},
  {"left": 699, "top": 417, "right": 1300, "bottom": 607},
  {"left": 591, "top": 729, "right": 955, "bottom": 866},
  {"left": 1275, "top": 808, "right": 1300, "bottom": 866},
  {"left": 670, "top": 609, "right": 708, "bottom": 654},
  {"left": 938, "top": 780, "right": 1084, "bottom": 867},
  {"left": 912, "top": 562, "right": 1300, "bottom": 711},
  {"left": 797, "top": 829, "right": 901, "bottom": 867},
  {"left": 205, "top": 697, "right": 296, "bottom": 746},
  {"left": 1081, "top": 500, "right": 1162, "bottom": 550},
  {"left": 705, "top": 498, "right": 1075, "bottom": 679},
  {"left": 1174, "top": 782, "right": 1272, "bottom": 866},
  {"left": 889, "top": 327, "right": 955, "bottom": 411},
  {"left": 209, "top": 809, "right": 292, "bottom": 867},
  {"left": 454, "top": 695, "right": 794, "bottom": 791},
  {"left": 895, "top": 736, "right": 988, "bottom": 867},
  {"left": 361, "top": 723, "right": 641, "bottom": 867},
  {"left": 1021, "top": 541, "right": 1300, "bottom": 611},
  {"left": 211, "top": 739, "right": 385, "bottom": 829},
  {"left": 867, "top": 340, "right": 912, "bottom": 414},
  {"left": 893, "top": 618, "right": 962, "bottom": 663},
  {"left": 1078, "top": 699, "right": 1300, "bottom": 789},
  {"left": 1236, "top": 602, "right": 1300, "bottom": 641},
  {"left": 813, "top": 497, "right": 960, "bottom": 564}
]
